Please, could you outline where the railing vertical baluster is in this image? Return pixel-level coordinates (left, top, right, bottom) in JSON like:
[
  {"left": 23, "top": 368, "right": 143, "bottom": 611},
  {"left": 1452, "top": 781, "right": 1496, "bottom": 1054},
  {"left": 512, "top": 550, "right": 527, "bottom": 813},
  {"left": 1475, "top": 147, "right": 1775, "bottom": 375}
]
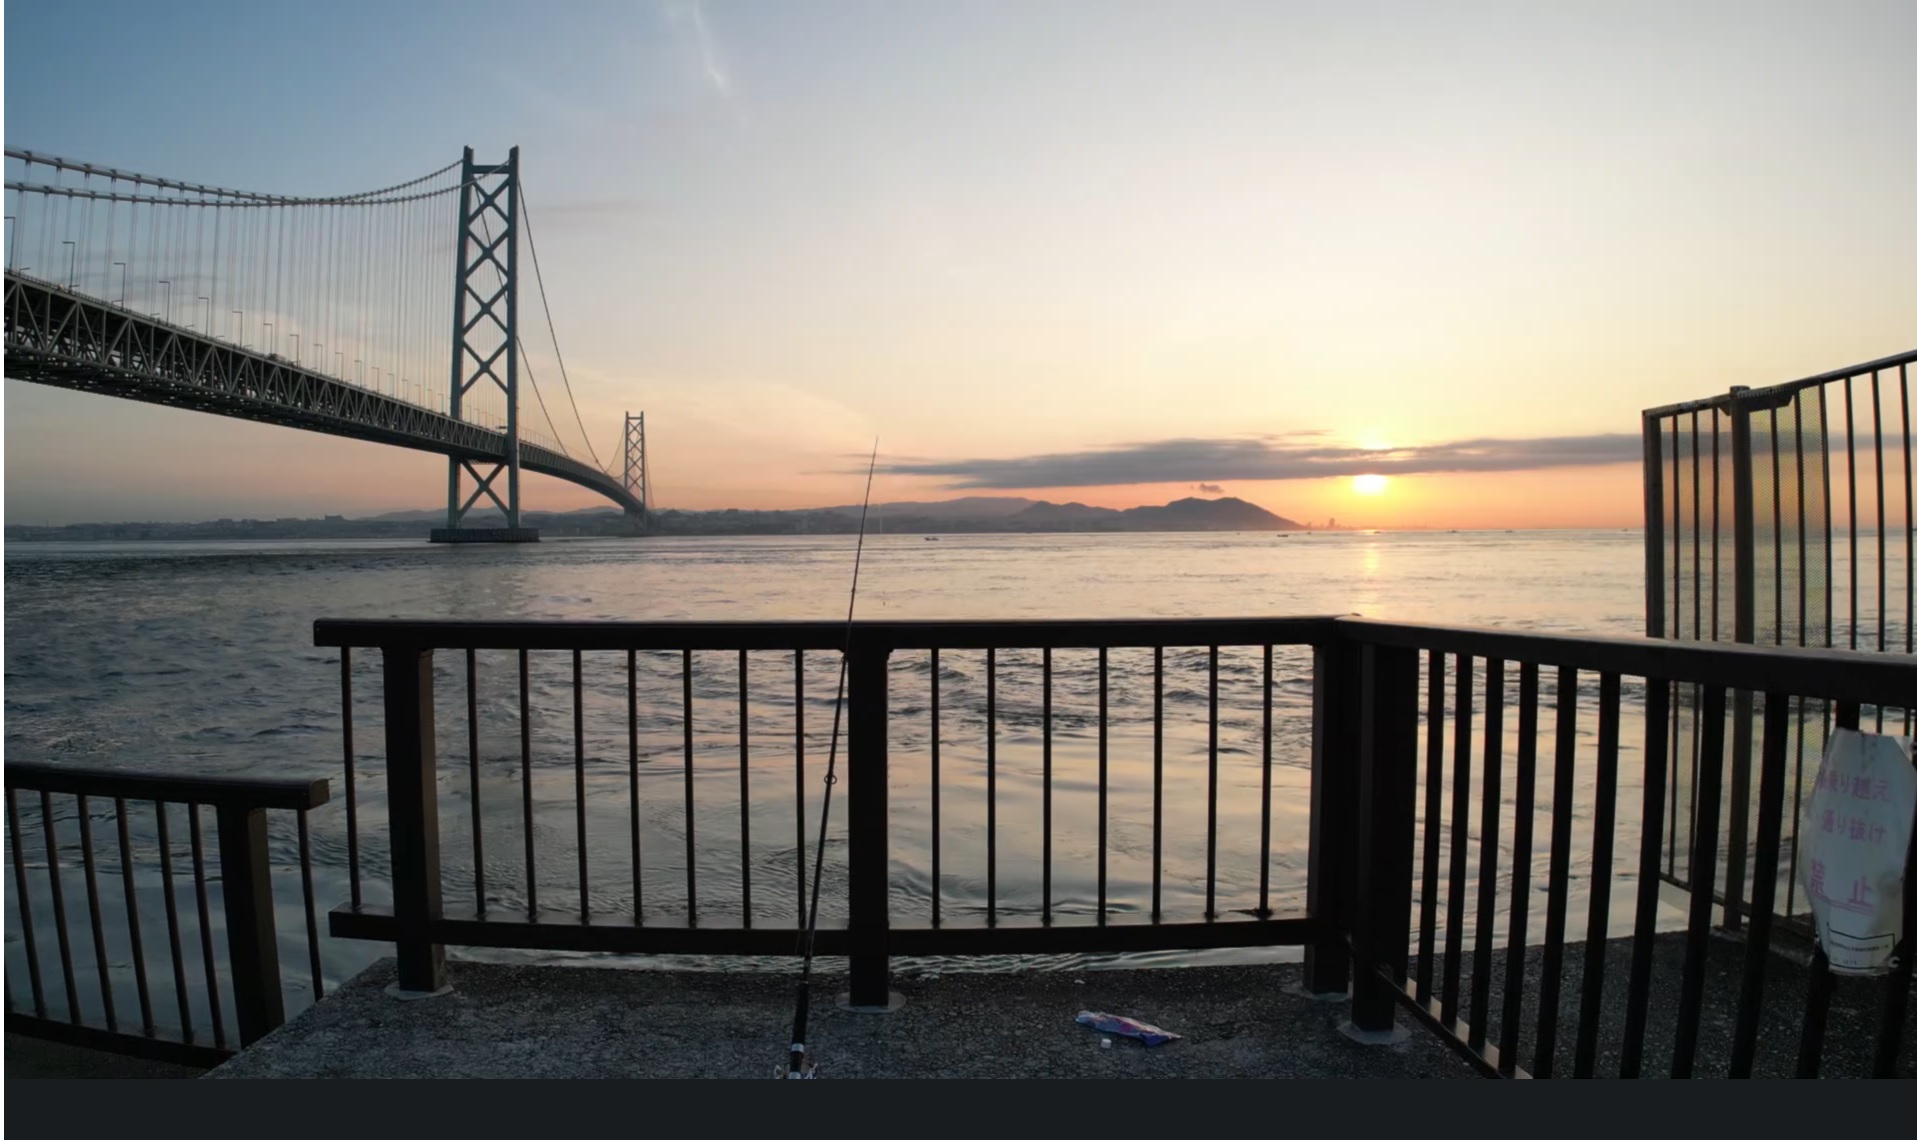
[
  {"left": 986, "top": 647, "right": 997, "bottom": 928},
  {"left": 188, "top": 804, "right": 226, "bottom": 1049},
  {"left": 1442, "top": 654, "right": 1473, "bottom": 1024},
  {"left": 1533, "top": 666, "right": 1579, "bottom": 1077},
  {"left": 76, "top": 795, "right": 116, "bottom": 1031},
  {"left": 794, "top": 650, "right": 805, "bottom": 927},
  {"left": 1497, "top": 662, "right": 1540, "bottom": 1074},
  {"left": 1872, "top": 788, "right": 1916, "bottom": 1077},
  {"left": 9, "top": 789, "right": 48, "bottom": 1018},
  {"left": 682, "top": 649, "right": 696, "bottom": 926},
  {"left": 1672, "top": 412, "right": 1684, "bottom": 643},
  {"left": 1796, "top": 700, "right": 1859, "bottom": 1077},
  {"left": 468, "top": 648, "right": 485, "bottom": 915},
  {"left": 1205, "top": 645, "right": 1217, "bottom": 920},
  {"left": 1304, "top": 638, "right": 1358, "bottom": 997},
  {"left": 1099, "top": 646, "right": 1109, "bottom": 924},
  {"left": 1259, "top": 643, "right": 1274, "bottom": 919},
  {"left": 1873, "top": 371, "right": 1887, "bottom": 678},
  {"left": 215, "top": 801, "right": 286, "bottom": 1045},
  {"left": 1416, "top": 650, "right": 1445, "bottom": 1000},
  {"left": 1821, "top": 386, "right": 1834, "bottom": 651},
  {"left": 297, "top": 811, "right": 323, "bottom": 1001},
  {"left": 1846, "top": 377, "right": 1858, "bottom": 651},
  {"left": 631, "top": 650, "right": 642, "bottom": 925},
  {"left": 1672, "top": 684, "right": 1729, "bottom": 1077},
  {"left": 846, "top": 634, "right": 892, "bottom": 1007},
  {"left": 1040, "top": 647, "right": 1050, "bottom": 926},
  {"left": 342, "top": 648, "right": 360, "bottom": 909},
  {"left": 1790, "top": 394, "right": 1809, "bottom": 920},
  {"left": 1729, "top": 692, "right": 1793, "bottom": 1076},
  {"left": 575, "top": 650, "right": 590, "bottom": 921},
  {"left": 1573, "top": 672, "right": 1622, "bottom": 1076},
  {"left": 383, "top": 646, "right": 446, "bottom": 995},
  {"left": 520, "top": 649, "right": 536, "bottom": 915},
  {"left": 1874, "top": 703, "right": 1915, "bottom": 1076},
  {"left": 1468, "top": 659, "right": 1502, "bottom": 1051},
  {"left": 110, "top": 797, "right": 155, "bottom": 1042},
  {"left": 41, "top": 792, "right": 78, "bottom": 1025},
  {"left": 1620, "top": 677, "right": 1672, "bottom": 1077},
  {"left": 1904, "top": 364, "right": 1913, "bottom": 734},
  {"left": 1642, "top": 412, "right": 1665, "bottom": 640},
  {"left": 1350, "top": 643, "right": 1419, "bottom": 1036},
  {"left": 1772, "top": 404, "right": 1785, "bottom": 652},
  {"left": 927, "top": 648, "right": 937, "bottom": 926},
  {"left": 738, "top": 649, "right": 751, "bottom": 927},
  {"left": 153, "top": 801, "right": 191, "bottom": 1042},
  {"left": 1692, "top": 411, "right": 1703, "bottom": 643},
  {"left": 1152, "top": 646, "right": 1163, "bottom": 924}
]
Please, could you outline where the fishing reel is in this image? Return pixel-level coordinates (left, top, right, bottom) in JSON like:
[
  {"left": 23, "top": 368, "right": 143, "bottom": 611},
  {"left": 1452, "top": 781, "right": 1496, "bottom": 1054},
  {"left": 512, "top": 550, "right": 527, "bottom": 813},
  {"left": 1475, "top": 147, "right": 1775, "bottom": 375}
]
[{"left": 774, "top": 1044, "right": 819, "bottom": 1079}]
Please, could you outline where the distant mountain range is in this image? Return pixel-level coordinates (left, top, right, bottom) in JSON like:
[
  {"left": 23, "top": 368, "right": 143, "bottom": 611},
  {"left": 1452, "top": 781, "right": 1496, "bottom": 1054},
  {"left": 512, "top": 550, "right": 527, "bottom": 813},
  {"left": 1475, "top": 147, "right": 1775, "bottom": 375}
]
[
  {"left": 6, "top": 496, "right": 1301, "bottom": 541},
  {"left": 644, "top": 495, "right": 1300, "bottom": 535}
]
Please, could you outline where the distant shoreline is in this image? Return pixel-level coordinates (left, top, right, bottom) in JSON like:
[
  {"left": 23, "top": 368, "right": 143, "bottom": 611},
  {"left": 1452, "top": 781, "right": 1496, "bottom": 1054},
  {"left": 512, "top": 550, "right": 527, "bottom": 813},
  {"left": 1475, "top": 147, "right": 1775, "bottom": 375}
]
[
  {"left": 5, "top": 521, "right": 1647, "bottom": 543},
  {"left": 7, "top": 494, "right": 1333, "bottom": 541}
]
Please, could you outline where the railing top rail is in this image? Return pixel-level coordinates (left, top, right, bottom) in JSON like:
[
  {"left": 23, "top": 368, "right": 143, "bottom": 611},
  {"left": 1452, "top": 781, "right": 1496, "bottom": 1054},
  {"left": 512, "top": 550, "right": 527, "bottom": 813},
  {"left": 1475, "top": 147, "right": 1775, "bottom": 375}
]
[
  {"left": 1334, "top": 617, "right": 1917, "bottom": 705},
  {"left": 4, "top": 761, "right": 330, "bottom": 812},
  {"left": 1641, "top": 348, "right": 1917, "bottom": 419},
  {"left": 313, "top": 615, "right": 1347, "bottom": 652}
]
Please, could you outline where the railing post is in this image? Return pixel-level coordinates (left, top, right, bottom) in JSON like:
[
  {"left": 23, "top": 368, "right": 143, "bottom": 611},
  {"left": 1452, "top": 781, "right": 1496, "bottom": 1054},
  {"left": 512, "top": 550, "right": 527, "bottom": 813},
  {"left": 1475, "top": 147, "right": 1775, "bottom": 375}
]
[
  {"left": 1304, "top": 636, "right": 1360, "bottom": 996},
  {"left": 846, "top": 633, "right": 894, "bottom": 1008},
  {"left": 215, "top": 803, "right": 286, "bottom": 1045},
  {"left": 1725, "top": 390, "right": 1758, "bottom": 931},
  {"left": 1347, "top": 642, "right": 1419, "bottom": 1040},
  {"left": 383, "top": 646, "right": 447, "bottom": 994}
]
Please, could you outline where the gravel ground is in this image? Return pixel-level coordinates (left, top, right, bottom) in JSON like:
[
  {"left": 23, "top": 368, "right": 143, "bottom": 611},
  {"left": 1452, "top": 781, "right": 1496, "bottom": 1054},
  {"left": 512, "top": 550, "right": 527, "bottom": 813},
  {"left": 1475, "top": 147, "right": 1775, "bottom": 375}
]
[{"left": 207, "top": 958, "right": 1476, "bottom": 1079}]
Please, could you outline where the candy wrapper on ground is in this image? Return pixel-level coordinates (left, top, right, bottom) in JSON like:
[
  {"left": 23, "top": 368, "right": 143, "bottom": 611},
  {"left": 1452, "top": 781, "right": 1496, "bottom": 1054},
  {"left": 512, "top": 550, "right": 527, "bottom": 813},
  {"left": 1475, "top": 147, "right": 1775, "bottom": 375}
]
[{"left": 1076, "top": 1010, "right": 1180, "bottom": 1046}]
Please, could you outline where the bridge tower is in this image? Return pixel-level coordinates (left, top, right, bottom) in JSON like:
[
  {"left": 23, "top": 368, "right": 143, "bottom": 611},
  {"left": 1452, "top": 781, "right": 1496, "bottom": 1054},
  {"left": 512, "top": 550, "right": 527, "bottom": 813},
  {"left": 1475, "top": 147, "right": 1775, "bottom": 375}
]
[
  {"left": 431, "top": 146, "right": 536, "bottom": 544},
  {"left": 622, "top": 411, "right": 649, "bottom": 531}
]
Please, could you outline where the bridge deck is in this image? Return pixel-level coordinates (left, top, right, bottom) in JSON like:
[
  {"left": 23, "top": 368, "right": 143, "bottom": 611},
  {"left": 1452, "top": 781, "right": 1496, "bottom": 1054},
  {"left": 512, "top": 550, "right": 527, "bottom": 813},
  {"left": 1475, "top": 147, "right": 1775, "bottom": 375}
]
[{"left": 2, "top": 271, "right": 642, "bottom": 516}]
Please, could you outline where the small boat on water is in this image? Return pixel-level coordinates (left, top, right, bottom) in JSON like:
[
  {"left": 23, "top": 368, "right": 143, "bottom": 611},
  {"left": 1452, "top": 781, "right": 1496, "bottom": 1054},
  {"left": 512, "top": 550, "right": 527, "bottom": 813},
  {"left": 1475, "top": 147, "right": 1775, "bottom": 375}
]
[{"left": 924, "top": 536, "right": 940, "bottom": 541}]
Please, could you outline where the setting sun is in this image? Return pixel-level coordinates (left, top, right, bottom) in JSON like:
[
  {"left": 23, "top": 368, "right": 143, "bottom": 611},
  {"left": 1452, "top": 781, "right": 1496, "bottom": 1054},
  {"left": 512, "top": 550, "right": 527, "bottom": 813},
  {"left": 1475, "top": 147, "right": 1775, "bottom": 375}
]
[{"left": 1353, "top": 474, "right": 1389, "bottom": 495}]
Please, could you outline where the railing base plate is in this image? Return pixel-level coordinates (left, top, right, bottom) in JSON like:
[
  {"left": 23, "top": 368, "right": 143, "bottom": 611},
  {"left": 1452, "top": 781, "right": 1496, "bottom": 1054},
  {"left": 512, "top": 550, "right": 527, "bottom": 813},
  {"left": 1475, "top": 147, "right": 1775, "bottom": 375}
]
[
  {"left": 384, "top": 981, "right": 456, "bottom": 1001},
  {"left": 1337, "top": 1020, "right": 1409, "bottom": 1046},
  {"left": 836, "top": 990, "right": 906, "bottom": 1014}
]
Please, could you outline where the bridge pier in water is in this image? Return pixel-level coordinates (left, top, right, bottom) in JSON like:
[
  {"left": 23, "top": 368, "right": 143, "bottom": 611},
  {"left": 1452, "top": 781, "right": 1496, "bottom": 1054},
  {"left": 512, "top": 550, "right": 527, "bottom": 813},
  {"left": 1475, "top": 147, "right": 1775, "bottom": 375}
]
[{"left": 428, "top": 527, "right": 540, "bottom": 544}]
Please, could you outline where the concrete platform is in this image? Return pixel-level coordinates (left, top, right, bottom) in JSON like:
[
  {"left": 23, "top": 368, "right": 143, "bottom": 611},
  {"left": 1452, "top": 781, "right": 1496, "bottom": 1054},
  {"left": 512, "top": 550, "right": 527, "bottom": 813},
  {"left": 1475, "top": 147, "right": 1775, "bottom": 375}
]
[{"left": 207, "top": 960, "right": 1478, "bottom": 1079}]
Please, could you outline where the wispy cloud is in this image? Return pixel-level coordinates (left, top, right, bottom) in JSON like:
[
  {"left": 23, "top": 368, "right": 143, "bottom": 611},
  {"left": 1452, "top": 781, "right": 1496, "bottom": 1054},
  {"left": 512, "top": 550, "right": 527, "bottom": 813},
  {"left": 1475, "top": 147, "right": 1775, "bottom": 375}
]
[
  {"left": 663, "top": 0, "right": 731, "bottom": 98},
  {"left": 1195, "top": 482, "right": 1225, "bottom": 494},
  {"left": 689, "top": 0, "right": 730, "bottom": 96},
  {"left": 873, "top": 433, "right": 1643, "bottom": 489}
]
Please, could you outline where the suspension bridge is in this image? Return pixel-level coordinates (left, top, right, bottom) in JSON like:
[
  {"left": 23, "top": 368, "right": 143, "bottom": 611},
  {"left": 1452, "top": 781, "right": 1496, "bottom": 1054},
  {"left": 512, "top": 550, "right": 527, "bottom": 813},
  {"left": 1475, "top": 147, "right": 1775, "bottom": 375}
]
[{"left": 2, "top": 146, "right": 649, "bottom": 541}]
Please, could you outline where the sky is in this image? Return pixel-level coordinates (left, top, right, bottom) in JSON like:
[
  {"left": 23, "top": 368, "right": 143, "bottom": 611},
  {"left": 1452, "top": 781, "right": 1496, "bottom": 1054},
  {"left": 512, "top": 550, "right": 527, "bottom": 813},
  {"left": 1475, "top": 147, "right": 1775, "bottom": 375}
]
[{"left": 3, "top": 0, "right": 1914, "bottom": 528}]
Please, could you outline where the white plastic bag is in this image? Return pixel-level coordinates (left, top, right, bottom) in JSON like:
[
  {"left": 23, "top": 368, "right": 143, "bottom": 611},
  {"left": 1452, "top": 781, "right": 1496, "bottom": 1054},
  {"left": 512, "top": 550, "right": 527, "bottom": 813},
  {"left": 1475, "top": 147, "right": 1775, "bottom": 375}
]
[{"left": 1798, "top": 728, "right": 1916, "bottom": 976}]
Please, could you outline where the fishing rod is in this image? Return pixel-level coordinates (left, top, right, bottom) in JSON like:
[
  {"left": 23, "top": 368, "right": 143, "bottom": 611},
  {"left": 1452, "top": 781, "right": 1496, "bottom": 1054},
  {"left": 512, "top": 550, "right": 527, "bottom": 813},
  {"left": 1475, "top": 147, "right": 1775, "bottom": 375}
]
[{"left": 777, "top": 438, "right": 880, "bottom": 1081}]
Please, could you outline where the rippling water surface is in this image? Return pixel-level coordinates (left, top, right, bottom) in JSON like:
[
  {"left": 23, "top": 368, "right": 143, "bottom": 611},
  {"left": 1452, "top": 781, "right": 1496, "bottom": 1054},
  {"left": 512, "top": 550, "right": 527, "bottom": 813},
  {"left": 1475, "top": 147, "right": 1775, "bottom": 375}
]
[{"left": 5, "top": 529, "right": 1654, "bottom": 1025}]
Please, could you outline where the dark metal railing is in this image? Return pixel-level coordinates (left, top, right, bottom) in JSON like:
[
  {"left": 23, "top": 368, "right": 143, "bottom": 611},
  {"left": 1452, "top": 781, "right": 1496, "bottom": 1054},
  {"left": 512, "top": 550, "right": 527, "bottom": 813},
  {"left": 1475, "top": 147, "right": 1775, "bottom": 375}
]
[
  {"left": 315, "top": 614, "right": 1915, "bottom": 1078},
  {"left": 315, "top": 617, "right": 1336, "bottom": 1005},
  {"left": 1643, "top": 349, "right": 1916, "bottom": 936},
  {"left": 3, "top": 762, "right": 331, "bottom": 1067},
  {"left": 1335, "top": 618, "right": 1915, "bottom": 1078}
]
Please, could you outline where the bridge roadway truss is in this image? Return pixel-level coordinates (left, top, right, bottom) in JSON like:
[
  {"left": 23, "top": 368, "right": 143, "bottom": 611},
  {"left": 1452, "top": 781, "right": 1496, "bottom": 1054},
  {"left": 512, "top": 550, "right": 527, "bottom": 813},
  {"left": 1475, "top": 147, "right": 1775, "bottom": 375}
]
[{"left": 2, "top": 270, "right": 642, "bottom": 516}]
